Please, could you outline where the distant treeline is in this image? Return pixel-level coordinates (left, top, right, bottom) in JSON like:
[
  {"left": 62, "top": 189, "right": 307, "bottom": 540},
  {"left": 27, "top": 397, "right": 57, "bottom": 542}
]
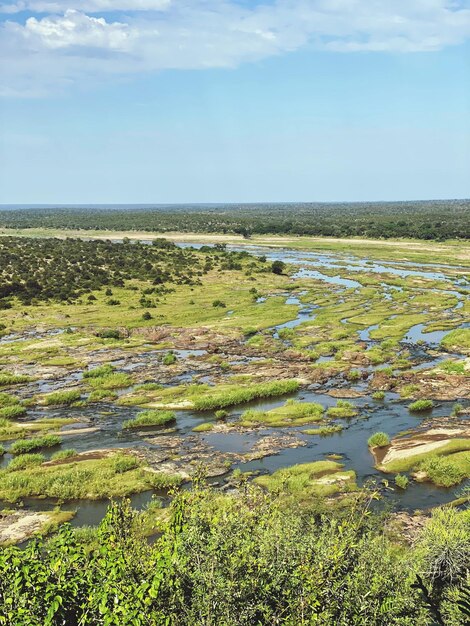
[{"left": 0, "top": 199, "right": 469, "bottom": 240}]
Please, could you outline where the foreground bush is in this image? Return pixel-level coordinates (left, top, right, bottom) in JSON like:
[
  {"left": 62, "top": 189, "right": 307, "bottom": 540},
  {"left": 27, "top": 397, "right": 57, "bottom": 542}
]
[{"left": 0, "top": 484, "right": 468, "bottom": 625}]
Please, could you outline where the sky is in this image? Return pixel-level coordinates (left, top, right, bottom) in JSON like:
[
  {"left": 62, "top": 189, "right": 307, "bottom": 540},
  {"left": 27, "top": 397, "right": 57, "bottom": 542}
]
[{"left": 0, "top": 0, "right": 469, "bottom": 204}]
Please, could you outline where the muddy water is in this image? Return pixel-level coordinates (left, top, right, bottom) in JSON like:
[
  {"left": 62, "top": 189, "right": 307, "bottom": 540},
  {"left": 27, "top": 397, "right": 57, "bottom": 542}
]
[{"left": 1, "top": 244, "right": 469, "bottom": 527}]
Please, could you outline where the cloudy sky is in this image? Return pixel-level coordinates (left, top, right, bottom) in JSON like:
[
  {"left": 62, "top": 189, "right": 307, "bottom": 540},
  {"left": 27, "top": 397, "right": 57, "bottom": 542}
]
[{"left": 0, "top": 0, "right": 469, "bottom": 203}]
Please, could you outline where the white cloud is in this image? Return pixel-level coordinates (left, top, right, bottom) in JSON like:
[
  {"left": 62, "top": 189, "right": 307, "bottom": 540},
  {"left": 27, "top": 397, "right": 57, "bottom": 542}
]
[
  {"left": 1, "top": 0, "right": 470, "bottom": 96},
  {"left": 0, "top": 0, "right": 171, "bottom": 12},
  {"left": 10, "top": 9, "right": 132, "bottom": 50}
]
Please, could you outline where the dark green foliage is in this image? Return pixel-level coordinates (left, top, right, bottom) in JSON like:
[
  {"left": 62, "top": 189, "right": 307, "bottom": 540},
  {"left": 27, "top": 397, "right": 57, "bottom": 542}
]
[
  {"left": 0, "top": 237, "right": 256, "bottom": 306},
  {"left": 0, "top": 200, "right": 468, "bottom": 240},
  {"left": 271, "top": 260, "right": 285, "bottom": 275},
  {"left": 0, "top": 485, "right": 467, "bottom": 625}
]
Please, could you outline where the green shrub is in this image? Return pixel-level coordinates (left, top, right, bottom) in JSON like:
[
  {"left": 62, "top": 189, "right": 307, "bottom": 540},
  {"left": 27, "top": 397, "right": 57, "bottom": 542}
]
[
  {"left": 451, "top": 403, "right": 464, "bottom": 417},
  {"left": 215, "top": 410, "right": 228, "bottom": 420},
  {"left": 8, "top": 453, "right": 45, "bottom": 471},
  {"left": 372, "top": 391, "right": 385, "bottom": 401},
  {"left": 368, "top": 432, "right": 390, "bottom": 448},
  {"left": 42, "top": 389, "right": 82, "bottom": 406},
  {"left": 123, "top": 410, "right": 176, "bottom": 429},
  {"left": 408, "top": 399, "right": 434, "bottom": 412},
  {"left": 163, "top": 352, "right": 177, "bottom": 366},
  {"left": 395, "top": 474, "right": 409, "bottom": 490},
  {"left": 347, "top": 369, "right": 361, "bottom": 381},
  {"left": 416, "top": 455, "right": 466, "bottom": 487},
  {"left": 113, "top": 454, "right": 139, "bottom": 473},
  {"left": 96, "top": 329, "right": 122, "bottom": 340},
  {"left": 10, "top": 435, "right": 61, "bottom": 455},
  {"left": 0, "top": 445, "right": 4, "bottom": 456},
  {"left": 0, "top": 405, "right": 26, "bottom": 419}
]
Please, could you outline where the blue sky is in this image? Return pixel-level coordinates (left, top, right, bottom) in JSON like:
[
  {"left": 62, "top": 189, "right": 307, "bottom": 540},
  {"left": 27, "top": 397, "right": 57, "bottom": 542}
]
[{"left": 0, "top": 0, "right": 469, "bottom": 204}]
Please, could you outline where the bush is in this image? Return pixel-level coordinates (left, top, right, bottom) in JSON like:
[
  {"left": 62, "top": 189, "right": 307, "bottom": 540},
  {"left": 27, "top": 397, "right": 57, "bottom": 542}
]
[
  {"left": 96, "top": 329, "right": 123, "bottom": 340},
  {"left": 368, "top": 432, "right": 390, "bottom": 448},
  {"left": 395, "top": 474, "right": 409, "bottom": 489},
  {"left": 416, "top": 455, "right": 466, "bottom": 487},
  {"left": 123, "top": 410, "right": 176, "bottom": 429},
  {"left": 212, "top": 300, "right": 226, "bottom": 308},
  {"left": 10, "top": 435, "right": 61, "bottom": 455},
  {"left": 215, "top": 410, "right": 228, "bottom": 420},
  {"left": 271, "top": 260, "right": 285, "bottom": 275},
  {"left": 142, "top": 311, "right": 153, "bottom": 321},
  {"left": 0, "top": 485, "right": 467, "bottom": 624},
  {"left": 163, "top": 352, "right": 177, "bottom": 366},
  {"left": 372, "top": 391, "right": 385, "bottom": 401},
  {"left": 409, "top": 399, "right": 434, "bottom": 412}
]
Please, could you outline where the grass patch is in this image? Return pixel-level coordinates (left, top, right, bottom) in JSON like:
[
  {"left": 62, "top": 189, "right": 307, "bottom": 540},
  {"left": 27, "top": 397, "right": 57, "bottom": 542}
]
[
  {"left": 441, "top": 329, "right": 470, "bottom": 351},
  {"left": 0, "top": 405, "right": 26, "bottom": 419},
  {"left": 51, "top": 449, "right": 77, "bottom": 462},
  {"left": 192, "top": 422, "right": 214, "bottom": 432},
  {"left": 326, "top": 400, "right": 358, "bottom": 419},
  {"left": 8, "top": 453, "right": 45, "bottom": 471},
  {"left": 381, "top": 439, "right": 470, "bottom": 473},
  {"left": 254, "top": 461, "right": 357, "bottom": 499},
  {"left": 41, "top": 389, "right": 82, "bottom": 406},
  {"left": 193, "top": 380, "right": 300, "bottom": 411},
  {"left": 123, "top": 410, "right": 176, "bottom": 429},
  {"left": 416, "top": 453, "right": 469, "bottom": 487},
  {"left": 10, "top": 434, "right": 61, "bottom": 455},
  {"left": 372, "top": 391, "right": 385, "bottom": 401},
  {"left": 87, "top": 373, "right": 133, "bottom": 390},
  {"left": 368, "top": 432, "right": 390, "bottom": 448},
  {"left": 0, "top": 373, "right": 31, "bottom": 387},
  {"left": 240, "top": 400, "right": 324, "bottom": 427},
  {"left": 409, "top": 399, "right": 434, "bottom": 412},
  {"left": 83, "top": 364, "right": 115, "bottom": 379},
  {"left": 394, "top": 474, "right": 409, "bottom": 490},
  {"left": 0, "top": 452, "right": 183, "bottom": 502},
  {"left": 303, "top": 425, "right": 343, "bottom": 436},
  {"left": 0, "top": 393, "right": 21, "bottom": 408},
  {"left": 88, "top": 389, "right": 118, "bottom": 402}
]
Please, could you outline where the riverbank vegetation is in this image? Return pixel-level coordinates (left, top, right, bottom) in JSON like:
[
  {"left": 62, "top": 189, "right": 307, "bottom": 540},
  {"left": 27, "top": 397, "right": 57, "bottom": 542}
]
[{"left": 0, "top": 485, "right": 468, "bottom": 625}]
